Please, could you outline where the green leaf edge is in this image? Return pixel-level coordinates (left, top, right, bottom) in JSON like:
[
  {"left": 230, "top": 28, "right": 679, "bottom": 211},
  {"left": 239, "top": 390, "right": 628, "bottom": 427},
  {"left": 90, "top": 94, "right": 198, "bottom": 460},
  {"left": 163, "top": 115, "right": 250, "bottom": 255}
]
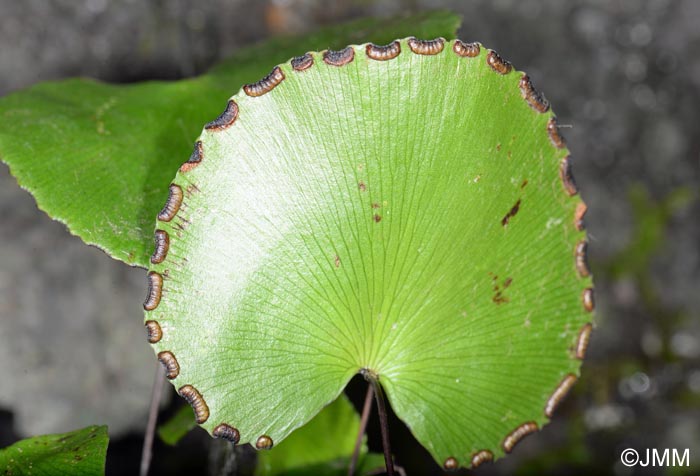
[{"left": 0, "top": 425, "right": 109, "bottom": 476}]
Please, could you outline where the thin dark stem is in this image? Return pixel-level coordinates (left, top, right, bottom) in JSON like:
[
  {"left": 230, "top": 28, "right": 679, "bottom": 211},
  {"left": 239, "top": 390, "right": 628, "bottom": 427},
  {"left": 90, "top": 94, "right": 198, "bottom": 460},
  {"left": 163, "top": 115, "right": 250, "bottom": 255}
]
[
  {"left": 140, "top": 362, "right": 165, "bottom": 476},
  {"left": 372, "top": 382, "right": 394, "bottom": 476},
  {"left": 362, "top": 370, "right": 394, "bottom": 476},
  {"left": 348, "top": 383, "right": 374, "bottom": 476}
]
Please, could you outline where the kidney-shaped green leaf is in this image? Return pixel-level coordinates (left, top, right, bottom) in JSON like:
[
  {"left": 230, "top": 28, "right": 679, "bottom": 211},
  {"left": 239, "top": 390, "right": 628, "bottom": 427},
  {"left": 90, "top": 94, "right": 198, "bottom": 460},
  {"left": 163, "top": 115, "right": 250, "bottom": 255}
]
[
  {"left": 144, "top": 38, "right": 593, "bottom": 470},
  {"left": 0, "top": 425, "right": 108, "bottom": 476},
  {"left": 0, "top": 12, "right": 459, "bottom": 268}
]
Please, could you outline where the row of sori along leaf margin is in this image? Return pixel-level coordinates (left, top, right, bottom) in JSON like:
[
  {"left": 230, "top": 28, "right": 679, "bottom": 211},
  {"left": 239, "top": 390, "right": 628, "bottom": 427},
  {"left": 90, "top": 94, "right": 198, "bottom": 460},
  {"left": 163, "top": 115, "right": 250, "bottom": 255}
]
[{"left": 142, "top": 37, "right": 594, "bottom": 471}]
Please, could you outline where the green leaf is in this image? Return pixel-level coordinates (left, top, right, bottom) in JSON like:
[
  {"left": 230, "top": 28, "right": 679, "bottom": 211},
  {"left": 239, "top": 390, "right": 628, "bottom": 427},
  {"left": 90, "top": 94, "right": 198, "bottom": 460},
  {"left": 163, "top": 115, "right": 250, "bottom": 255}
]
[
  {"left": 256, "top": 395, "right": 364, "bottom": 476},
  {"left": 0, "top": 425, "right": 108, "bottom": 476},
  {"left": 0, "top": 11, "right": 460, "bottom": 268},
  {"left": 145, "top": 38, "right": 592, "bottom": 470},
  {"left": 157, "top": 404, "right": 198, "bottom": 446}
]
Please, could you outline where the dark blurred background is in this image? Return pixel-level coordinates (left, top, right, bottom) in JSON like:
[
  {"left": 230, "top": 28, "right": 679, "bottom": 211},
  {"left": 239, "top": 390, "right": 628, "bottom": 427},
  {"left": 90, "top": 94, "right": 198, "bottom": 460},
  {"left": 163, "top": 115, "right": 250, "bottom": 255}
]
[{"left": 0, "top": 1, "right": 698, "bottom": 475}]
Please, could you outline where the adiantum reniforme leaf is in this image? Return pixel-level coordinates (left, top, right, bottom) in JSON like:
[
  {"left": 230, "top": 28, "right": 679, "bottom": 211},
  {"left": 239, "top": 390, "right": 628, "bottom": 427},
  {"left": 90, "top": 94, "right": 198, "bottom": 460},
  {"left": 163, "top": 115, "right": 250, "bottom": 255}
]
[{"left": 143, "top": 37, "right": 593, "bottom": 470}]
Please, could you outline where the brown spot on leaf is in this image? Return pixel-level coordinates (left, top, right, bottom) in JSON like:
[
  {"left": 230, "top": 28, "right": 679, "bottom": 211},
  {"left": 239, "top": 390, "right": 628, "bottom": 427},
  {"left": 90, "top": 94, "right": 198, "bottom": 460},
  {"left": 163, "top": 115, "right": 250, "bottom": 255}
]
[
  {"left": 158, "top": 351, "right": 180, "bottom": 379},
  {"left": 574, "top": 202, "right": 588, "bottom": 231},
  {"left": 547, "top": 116, "right": 566, "bottom": 149},
  {"left": 545, "top": 373, "right": 578, "bottom": 417},
  {"left": 204, "top": 100, "right": 238, "bottom": 131},
  {"left": 213, "top": 423, "right": 240, "bottom": 444},
  {"left": 358, "top": 181, "right": 366, "bottom": 192},
  {"left": 158, "top": 184, "right": 183, "bottom": 222},
  {"left": 291, "top": 53, "right": 314, "bottom": 71},
  {"left": 582, "top": 287, "right": 595, "bottom": 312},
  {"left": 559, "top": 156, "right": 578, "bottom": 196},
  {"left": 373, "top": 214, "right": 382, "bottom": 223},
  {"left": 334, "top": 255, "right": 340, "bottom": 268},
  {"left": 575, "top": 240, "right": 591, "bottom": 277},
  {"left": 502, "top": 421, "right": 538, "bottom": 453},
  {"left": 453, "top": 40, "right": 480, "bottom": 57},
  {"left": 486, "top": 49, "right": 512, "bottom": 75},
  {"left": 407, "top": 37, "right": 445, "bottom": 55},
  {"left": 491, "top": 274, "right": 512, "bottom": 304},
  {"left": 443, "top": 457, "right": 459, "bottom": 470},
  {"left": 150, "top": 230, "right": 170, "bottom": 264},
  {"left": 471, "top": 450, "right": 494, "bottom": 468},
  {"left": 145, "top": 320, "right": 162, "bottom": 344},
  {"left": 143, "top": 272, "right": 163, "bottom": 311},
  {"left": 256, "top": 435, "right": 273, "bottom": 450},
  {"left": 243, "top": 66, "right": 285, "bottom": 97},
  {"left": 519, "top": 74, "right": 550, "bottom": 113},
  {"left": 521, "top": 179, "right": 529, "bottom": 189},
  {"left": 323, "top": 47, "right": 354, "bottom": 66},
  {"left": 366, "top": 41, "right": 401, "bottom": 61},
  {"left": 501, "top": 199, "right": 521, "bottom": 226},
  {"left": 575, "top": 322, "right": 593, "bottom": 359},
  {"left": 179, "top": 385, "right": 209, "bottom": 424},
  {"left": 371, "top": 202, "right": 381, "bottom": 209}
]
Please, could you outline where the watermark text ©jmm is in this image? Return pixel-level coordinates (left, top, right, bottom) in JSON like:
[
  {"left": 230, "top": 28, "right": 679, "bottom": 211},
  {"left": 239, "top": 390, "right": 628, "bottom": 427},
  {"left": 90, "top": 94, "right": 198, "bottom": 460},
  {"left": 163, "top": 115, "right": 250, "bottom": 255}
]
[{"left": 621, "top": 448, "right": 690, "bottom": 467}]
